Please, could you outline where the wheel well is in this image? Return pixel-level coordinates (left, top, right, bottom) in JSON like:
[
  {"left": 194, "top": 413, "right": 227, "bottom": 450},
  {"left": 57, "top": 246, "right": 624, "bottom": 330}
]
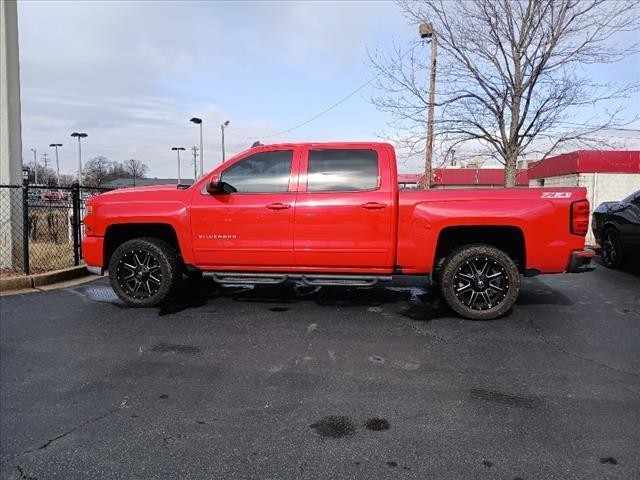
[
  {"left": 434, "top": 226, "right": 526, "bottom": 272},
  {"left": 104, "top": 223, "right": 179, "bottom": 266}
]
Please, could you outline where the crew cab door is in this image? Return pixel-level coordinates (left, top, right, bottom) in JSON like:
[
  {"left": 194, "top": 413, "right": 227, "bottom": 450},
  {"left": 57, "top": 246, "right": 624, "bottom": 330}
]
[
  {"left": 294, "top": 146, "right": 396, "bottom": 270},
  {"left": 190, "top": 148, "right": 298, "bottom": 268}
]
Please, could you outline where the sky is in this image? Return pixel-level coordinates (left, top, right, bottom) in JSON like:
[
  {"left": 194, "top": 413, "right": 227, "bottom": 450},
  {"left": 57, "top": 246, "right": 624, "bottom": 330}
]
[{"left": 16, "top": 0, "right": 640, "bottom": 179}]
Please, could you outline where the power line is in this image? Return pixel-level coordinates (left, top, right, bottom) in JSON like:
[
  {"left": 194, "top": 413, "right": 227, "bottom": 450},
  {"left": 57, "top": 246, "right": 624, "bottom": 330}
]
[
  {"left": 227, "top": 78, "right": 377, "bottom": 140},
  {"left": 225, "top": 45, "right": 424, "bottom": 141}
]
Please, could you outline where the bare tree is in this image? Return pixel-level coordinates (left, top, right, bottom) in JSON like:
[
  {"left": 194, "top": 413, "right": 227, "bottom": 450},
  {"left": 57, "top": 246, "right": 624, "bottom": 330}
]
[
  {"left": 84, "top": 156, "right": 112, "bottom": 186},
  {"left": 370, "top": 0, "right": 639, "bottom": 186},
  {"left": 123, "top": 159, "right": 148, "bottom": 186}
]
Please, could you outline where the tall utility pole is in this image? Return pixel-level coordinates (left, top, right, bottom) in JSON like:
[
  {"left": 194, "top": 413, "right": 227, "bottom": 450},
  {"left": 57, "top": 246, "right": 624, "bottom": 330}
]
[
  {"left": 190, "top": 117, "right": 203, "bottom": 178},
  {"left": 70, "top": 132, "right": 87, "bottom": 186},
  {"left": 171, "top": 147, "right": 185, "bottom": 184},
  {"left": 30, "top": 148, "right": 37, "bottom": 184},
  {"left": 41, "top": 152, "right": 48, "bottom": 184},
  {"left": 49, "top": 143, "right": 62, "bottom": 186},
  {"left": 221, "top": 120, "right": 230, "bottom": 163},
  {"left": 191, "top": 146, "right": 198, "bottom": 181},
  {"left": 419, "top": 23, "right": 437, "bottom": 190}
]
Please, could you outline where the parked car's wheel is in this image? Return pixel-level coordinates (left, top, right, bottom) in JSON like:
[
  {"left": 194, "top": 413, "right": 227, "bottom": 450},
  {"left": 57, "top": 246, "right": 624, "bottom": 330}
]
[
  {"left": 109, "top": 237, "right": 181, "bottom": 307},
  {"left": 439, "top": 244, "right": 520, "bottom": 320},
  {"left": 600, "top": 227, "right": 623, "bottom": 269}
]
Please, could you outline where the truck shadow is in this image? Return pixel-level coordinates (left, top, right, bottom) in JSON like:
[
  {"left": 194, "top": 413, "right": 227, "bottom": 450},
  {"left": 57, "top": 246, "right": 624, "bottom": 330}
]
[
  {"left": 516, "top": 277, "right": 574, "bottom": 306},
  {"left": 158, "top": 276, "right": 575, "bottom": 317},
  {"left": 159, "top": 278, "right": 449, "bottom": 318}
]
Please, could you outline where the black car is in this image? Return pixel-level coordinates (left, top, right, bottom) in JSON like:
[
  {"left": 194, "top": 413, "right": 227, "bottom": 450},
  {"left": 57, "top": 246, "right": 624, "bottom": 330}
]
[{"left": 592, "top": 190, "right": 640, "bottom": 268}]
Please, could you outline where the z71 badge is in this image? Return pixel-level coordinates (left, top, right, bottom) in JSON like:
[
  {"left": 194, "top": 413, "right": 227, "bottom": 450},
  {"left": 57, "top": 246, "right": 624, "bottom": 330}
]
[{"left": 541, "top": 192, "right": 572, "bottom": 199}]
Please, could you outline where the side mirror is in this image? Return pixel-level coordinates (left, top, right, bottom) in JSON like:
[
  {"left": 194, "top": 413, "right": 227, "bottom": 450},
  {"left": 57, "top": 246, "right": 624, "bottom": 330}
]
[{"left": 206, "top": 180, "right": 237, "bottom": 194}]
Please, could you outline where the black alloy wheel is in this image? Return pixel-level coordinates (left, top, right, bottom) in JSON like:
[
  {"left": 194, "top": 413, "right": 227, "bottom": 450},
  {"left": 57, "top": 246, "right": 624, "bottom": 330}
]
[
  {"left": 108, "top": 237, "right": 181, "bottom": 307},
  {"left": 116, "top": 249, "right": 163, "bottom": 299},
  {"left": 439, "top": 244, "right": 520, "bottom": 320},
  {"left": 600, "top": 228, "right": 622, "bottom": 269},
  {"left": 452, "top": 256, "right": 509, "bottom": 311}
]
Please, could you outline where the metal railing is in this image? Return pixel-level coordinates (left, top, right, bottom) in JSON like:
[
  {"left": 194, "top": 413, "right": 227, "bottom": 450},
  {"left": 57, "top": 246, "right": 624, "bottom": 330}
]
[{"left": 0, "top": 185, "right": 109, "bottom": 275}]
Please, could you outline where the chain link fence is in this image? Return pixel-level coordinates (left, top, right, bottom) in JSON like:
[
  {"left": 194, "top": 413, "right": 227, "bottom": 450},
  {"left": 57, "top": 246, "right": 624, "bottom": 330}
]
[{"left": 0, "top": 185, "right": 109, "bottom": 276}]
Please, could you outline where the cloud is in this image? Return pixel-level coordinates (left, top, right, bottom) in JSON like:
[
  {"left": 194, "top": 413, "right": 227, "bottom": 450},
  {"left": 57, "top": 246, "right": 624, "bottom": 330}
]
[{"left": 17, "top": 0, "right": 400, "bottom": 177}]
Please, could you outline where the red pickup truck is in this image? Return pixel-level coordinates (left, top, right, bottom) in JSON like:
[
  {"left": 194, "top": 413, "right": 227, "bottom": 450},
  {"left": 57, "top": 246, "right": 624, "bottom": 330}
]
[{"left": 83, "top": 142, "right": 594, "bottom": 320}]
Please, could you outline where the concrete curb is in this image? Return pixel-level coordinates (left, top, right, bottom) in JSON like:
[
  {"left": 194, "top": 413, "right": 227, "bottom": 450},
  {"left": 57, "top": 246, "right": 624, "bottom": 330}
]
[{"left": 1, "top": 265, "right": 90, "bottom": 292}]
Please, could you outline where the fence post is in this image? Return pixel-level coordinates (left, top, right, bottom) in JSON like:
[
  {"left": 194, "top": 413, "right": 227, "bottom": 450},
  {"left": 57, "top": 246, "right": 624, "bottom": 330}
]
[
  {"left": 71, "top": 185, "right": 80, "bottom": 266},
  {"left": 22, "top": 185, "right": 29, "bottom": 275}
]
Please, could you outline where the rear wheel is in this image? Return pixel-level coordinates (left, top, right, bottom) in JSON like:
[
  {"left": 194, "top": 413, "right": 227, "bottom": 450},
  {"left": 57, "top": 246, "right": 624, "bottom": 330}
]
[
  {"left": 600, "top": 227, "right": 623, "bottom": 269},
  {"left": 109, "top": 237, "right": 181, "bottom": 307},
  {"left": 439, "top": 244, "right": 520, "bottom": 320}
]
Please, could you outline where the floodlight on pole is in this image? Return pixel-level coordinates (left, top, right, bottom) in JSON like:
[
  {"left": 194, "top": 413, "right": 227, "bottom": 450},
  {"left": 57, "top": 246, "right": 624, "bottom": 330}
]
[
  {"left": 49, "top": 143, "right": 63, "bottom": 186},
  {"left": 70, "top": 132, "right": 88, "bottom": 186},
  {"left": 171, "top": 147, "right": 186, "bottom": 184},
  {"left": 419, "top": 22, "right": 437, "bottom": 190},
  {"left": 221, "top": 120, "right": 230, "bottom": 163},
  {"left": 190, "top": 117, "right": 203, "bottom": 178}
]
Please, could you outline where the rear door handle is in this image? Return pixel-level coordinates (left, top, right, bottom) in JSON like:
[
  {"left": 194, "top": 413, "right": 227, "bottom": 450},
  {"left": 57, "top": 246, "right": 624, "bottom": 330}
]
[
  {"left": 360, "top": 202, "right": 386, "bottom": 210},
  {"left": 266, "top": 203, "right": 291, "bottom": 210}
]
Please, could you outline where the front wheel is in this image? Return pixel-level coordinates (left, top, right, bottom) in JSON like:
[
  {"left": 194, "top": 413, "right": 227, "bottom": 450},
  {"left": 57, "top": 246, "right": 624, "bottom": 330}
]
[
  {"left": 600, "top": 227, "right": 623, "bottom": 269},
  {"left": 109, "top": 237, "right": 181, "bottom": 307},
  {"left": 439, "top": 244, "right": 520, "bottom": 320}
]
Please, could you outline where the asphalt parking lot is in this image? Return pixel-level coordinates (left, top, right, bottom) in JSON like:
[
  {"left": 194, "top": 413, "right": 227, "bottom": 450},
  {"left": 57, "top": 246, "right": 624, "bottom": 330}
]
[{"left": 1, "top": 261, "right": 639, "bottom": 480}]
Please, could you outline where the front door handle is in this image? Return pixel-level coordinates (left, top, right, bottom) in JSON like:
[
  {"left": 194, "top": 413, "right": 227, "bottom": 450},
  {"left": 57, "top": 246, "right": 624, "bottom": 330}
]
[
  {"left": 266, "top": 202, "right": 291, "bottom": 210},
  {"left": 360, "top": 202, "right": 386, "bottom": 210}
]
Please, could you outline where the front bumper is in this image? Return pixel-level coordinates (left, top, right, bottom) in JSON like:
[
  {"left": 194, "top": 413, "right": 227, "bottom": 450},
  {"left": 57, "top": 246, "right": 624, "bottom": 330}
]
[
  {"left": 567, "top": 248, "right": 596, "bottom": 273},
  {"left": 81, "top": 235, "right": 104, "bottom": 269}
]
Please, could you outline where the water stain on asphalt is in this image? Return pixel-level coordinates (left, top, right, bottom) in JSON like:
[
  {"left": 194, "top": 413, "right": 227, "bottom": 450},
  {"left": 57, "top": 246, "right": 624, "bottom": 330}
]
[
  {"left": 470, "top": 388, "right": 538, "bottom": 409},
  {"left": 387, "top": 461, "right": 397, "bottom": 467},
  {"left": 158, "top": 394, "right": 169, "bottom": 399},
  {"left": 151, "top": 342, "right": 200, "bottom": 354},
  {"left": 482, "top": 460, "right": 494, "bottom": 468},
  {"left": 600, "top": 457, "right": 618, "bottom": 465},
  {"left": 365, "top": 418, "right": 390, "bottom": 431},
  {"left": 310, "top": 416, "right": 356, "bottom": 438}
]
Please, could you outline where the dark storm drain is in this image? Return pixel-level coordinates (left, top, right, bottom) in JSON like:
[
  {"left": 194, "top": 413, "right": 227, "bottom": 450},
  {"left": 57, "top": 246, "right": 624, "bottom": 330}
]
[
  {"left": 310, "top": 416, "right": 356, "bottom": 438},
  {"left": 470, "top": 388, "right": 538, "bottom": 409},
  {"left": 365, "top": 418, "right": 390, "bottom": 431},
  {"left": 151, "top": 343, "right": 200, "bottom": 354}
]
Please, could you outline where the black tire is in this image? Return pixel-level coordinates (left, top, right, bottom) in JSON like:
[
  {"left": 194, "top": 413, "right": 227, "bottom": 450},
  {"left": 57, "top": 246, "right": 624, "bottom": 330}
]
[
  {"left": 439, "top": 244, "right": 520, "bottom": 320},
  {"left": 600, "top": 227, "right": 623, "bottom": 269},
  {"left": 108, "top": 237, "right": 182, "bottom": 307}
]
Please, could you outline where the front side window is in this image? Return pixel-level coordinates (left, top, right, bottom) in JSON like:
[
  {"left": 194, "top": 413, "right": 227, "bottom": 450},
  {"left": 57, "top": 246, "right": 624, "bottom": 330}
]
[
  {"left": 307, "top": 149, "right": 379, "bottom": 192},
  {"left": 220, "top": 150, "right": 293, "bottom": 193}
]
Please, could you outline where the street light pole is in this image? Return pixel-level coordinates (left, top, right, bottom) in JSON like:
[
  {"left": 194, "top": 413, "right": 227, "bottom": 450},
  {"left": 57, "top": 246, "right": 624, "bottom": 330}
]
[
  {"left": 420, "top": 23, "right": 437, "bottom": 190},
  {"left": 70, "top": 132, "right": 88, "bottom": 186},
  {"left": 190, "top": 117, "right": 203, "bottom": 178},
  {"left": 221, "top": 120, "right": 230, "bottom": 163},
  {"left": 41, "top": 153, "right": 49, "bottom": 184},
  {"left": 192, "top": 146, "right": 198, "bottom": 181},
  {"left": 49, "top": 143, "right": 63, "bottom": 186},
  {"left": 30, "top": 148, "right": 37, "bottom": 184},
  {"left": 171, "top": 147, "right": 186, "bottom": 184}
]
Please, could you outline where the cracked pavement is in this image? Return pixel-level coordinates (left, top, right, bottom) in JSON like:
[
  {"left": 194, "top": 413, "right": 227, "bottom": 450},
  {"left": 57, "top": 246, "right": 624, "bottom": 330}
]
[{"left": 1, "top": 260, "right": 639, "bottom": 479}]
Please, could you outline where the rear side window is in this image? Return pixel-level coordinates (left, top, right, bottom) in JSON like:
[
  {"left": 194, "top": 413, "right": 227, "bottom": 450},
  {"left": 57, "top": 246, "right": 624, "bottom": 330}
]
[
  {"left": 307, "top": 149, "right": 379, "bottom": 192},
  {"left": 220, "top": 150, "right": 293, "bottom": 193}
]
